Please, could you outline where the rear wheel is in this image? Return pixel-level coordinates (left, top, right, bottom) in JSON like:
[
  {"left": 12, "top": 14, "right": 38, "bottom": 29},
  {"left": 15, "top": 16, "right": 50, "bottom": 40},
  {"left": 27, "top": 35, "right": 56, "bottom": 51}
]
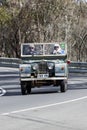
[{"left": 60, "top": 80, "right": 67, "bottom": 92}]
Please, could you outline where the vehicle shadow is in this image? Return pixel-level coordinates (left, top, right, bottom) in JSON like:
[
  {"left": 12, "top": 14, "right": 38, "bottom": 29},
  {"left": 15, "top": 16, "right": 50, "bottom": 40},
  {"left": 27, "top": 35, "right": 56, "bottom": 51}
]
[
  {"left": 3, "top": 82, "right": 87, "bottom": 96},
  {"left": 4, "top": 87, "right": 59, "bottom": 96}
]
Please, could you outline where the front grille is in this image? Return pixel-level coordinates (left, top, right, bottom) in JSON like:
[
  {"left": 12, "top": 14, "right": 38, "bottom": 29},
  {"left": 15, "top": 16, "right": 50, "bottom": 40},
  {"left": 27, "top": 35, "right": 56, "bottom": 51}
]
[{"left": 38, "top": 61, "right": 48, "bottom": 74}]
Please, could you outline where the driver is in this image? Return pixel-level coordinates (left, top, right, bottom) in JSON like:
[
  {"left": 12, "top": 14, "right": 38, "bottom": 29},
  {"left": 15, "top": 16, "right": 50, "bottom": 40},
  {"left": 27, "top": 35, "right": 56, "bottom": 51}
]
[{"left": 30, "top": 45, "right": 36, "bottom": 55}]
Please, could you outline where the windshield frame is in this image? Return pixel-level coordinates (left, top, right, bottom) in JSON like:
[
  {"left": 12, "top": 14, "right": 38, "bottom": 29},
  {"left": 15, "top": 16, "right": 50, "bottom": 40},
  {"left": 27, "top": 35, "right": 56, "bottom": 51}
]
[{"left": 21, "top": 42, "right": 67, "bottom": 57}]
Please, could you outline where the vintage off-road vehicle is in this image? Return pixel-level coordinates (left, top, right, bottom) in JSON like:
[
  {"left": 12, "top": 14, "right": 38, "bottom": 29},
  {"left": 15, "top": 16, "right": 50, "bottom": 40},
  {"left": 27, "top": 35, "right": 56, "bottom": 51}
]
[{"left": 19, "top": 42, "right": 69, "bottom": 95}]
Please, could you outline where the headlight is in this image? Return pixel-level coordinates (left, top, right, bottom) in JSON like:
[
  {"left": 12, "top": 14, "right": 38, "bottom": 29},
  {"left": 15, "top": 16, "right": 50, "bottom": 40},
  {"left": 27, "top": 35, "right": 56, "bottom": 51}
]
[
  {"left": 32, "top": 64, "right": 38, "bottom": 70},
  {"left": 48, "top": 63, "right": 54, "bottom": 70}
]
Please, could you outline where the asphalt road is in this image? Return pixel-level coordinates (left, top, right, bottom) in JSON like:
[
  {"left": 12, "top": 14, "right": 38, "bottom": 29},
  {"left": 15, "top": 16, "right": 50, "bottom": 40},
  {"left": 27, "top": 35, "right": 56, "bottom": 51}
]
[{"left": 0, "top": 67, "right": 87, "bottom": 130}]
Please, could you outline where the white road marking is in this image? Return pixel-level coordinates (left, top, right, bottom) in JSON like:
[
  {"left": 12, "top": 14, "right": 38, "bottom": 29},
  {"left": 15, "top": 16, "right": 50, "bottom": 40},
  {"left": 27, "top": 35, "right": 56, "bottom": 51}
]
[
  {"left": 0, "top": 88, "right": 6, "bottom": 97},
  {"left": 1, "top": 96, "right": 87, "bottom": 116}
]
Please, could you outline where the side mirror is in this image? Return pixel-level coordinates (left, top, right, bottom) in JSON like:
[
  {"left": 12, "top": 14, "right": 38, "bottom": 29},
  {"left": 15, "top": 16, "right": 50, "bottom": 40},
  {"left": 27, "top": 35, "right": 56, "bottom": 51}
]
[{"left": 67, "top": 60, "right": 71, "bottom": 64}]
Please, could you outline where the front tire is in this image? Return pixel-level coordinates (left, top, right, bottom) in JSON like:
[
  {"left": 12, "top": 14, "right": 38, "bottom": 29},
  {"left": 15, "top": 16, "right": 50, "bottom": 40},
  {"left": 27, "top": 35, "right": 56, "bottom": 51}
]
[
  {"left": 26, "top": 82, "right": 32, "bottom": 94},
  {"left": 60, "top": 80, "right": 67, "bottom": 92},
  {"left": 21, "top": 82, "right": 27, "bottom": 95}
]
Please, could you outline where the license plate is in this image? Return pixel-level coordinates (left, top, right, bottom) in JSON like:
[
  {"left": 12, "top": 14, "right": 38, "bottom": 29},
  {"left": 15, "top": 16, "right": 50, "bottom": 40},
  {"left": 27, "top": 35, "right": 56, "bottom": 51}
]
[{"left": 37, "top": 74, "right": 49, "bottom": 78}]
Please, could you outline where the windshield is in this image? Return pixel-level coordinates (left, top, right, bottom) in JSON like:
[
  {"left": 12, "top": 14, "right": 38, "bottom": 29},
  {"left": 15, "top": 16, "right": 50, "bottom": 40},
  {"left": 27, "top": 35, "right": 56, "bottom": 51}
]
[{"left": 21, "top": 43, "right": 67, "bottom": 57}]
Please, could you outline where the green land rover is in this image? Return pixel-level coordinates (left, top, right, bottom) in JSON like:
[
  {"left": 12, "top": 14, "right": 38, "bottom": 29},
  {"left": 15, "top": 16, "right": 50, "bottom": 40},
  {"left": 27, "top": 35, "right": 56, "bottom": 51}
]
[{"left": 19, "top": 42, "right": 69, "bottom": 95}]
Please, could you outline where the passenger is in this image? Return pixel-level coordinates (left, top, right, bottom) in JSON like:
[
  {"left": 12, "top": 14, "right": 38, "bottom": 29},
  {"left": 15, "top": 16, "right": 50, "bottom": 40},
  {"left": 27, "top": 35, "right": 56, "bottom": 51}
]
[{"left": 53, "top": 44, "right": 65, "bottom": 54}]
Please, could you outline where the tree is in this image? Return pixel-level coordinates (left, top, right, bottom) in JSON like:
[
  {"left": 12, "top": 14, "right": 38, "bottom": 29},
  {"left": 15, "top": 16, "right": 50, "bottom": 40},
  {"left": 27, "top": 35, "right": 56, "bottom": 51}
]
[
  {"left": 0, "top": 0, "right": 87, "bottom": 61},
  {"left": 0, "top": 6, "right": 11, "bottom": 56},
  {"left": 71, "top": 1, "right": 87, "bottom": 61}
]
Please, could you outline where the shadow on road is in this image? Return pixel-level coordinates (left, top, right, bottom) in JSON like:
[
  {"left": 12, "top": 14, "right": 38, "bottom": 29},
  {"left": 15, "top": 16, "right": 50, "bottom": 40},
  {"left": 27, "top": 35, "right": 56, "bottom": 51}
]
[
  {"left": 3, "top": 83, "right": 87, "bottom": 97},
  {"left": 4, "top": 87, "right": 60, "bottom": 96}
]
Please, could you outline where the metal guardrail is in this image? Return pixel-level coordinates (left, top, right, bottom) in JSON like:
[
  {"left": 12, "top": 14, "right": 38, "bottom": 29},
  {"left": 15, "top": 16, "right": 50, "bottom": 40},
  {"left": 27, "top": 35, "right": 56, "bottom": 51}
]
[
  {"left": 0, "top": 57, "right": 20, "bottom": 68},
  {"left": 0, "top": 57, "right": 87, "bottom": 73},
  {"left": 69, "top": 62, "right": 87, "bottom": 73}
]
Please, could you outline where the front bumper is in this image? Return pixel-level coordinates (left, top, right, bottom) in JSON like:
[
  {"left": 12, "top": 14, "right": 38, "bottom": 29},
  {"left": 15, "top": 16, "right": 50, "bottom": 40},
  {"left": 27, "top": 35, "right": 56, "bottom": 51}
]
[{"left": 20, "top": 77, "right": 67, "bottom": 81}]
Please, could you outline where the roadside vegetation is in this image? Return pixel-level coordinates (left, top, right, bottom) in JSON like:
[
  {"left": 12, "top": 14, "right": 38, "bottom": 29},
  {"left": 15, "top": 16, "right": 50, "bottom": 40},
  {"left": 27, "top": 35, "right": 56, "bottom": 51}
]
[{"left": 0, "top": 0, "right": 87, "bottom": 61}]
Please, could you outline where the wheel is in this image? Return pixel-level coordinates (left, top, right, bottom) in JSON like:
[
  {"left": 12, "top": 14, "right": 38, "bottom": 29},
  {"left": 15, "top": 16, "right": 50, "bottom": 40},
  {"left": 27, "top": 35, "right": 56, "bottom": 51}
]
[
  {"left": 21, "top": 82, "right": 27, "bottom": 95},
  {"left": 26, "top": 81, "right": 32, "bottom": 94},
  {"left": 60, "top": 80, "right": 67, "bottom": 92}
]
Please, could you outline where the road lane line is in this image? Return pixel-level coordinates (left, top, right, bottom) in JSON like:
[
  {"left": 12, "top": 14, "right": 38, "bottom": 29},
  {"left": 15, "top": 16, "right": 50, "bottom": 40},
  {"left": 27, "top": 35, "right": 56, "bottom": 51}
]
[
  {"left": 1, "top": 96, "right": 87, "bottom": 116},
  {"left": 0, "top": 88, "right": 6, "bottom": 97}
]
